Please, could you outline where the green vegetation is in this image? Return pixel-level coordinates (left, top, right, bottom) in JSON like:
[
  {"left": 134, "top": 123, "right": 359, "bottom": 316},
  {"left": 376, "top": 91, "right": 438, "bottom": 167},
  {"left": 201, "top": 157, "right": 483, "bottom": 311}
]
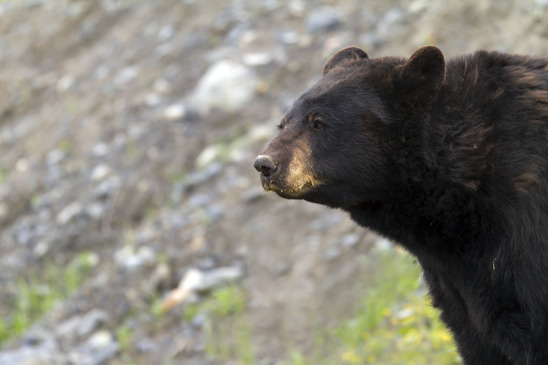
[
  {"left": 0, "top": 251, "right": 97, "bottom": 346},
  {"left": 282, "top": 249, "right": 461, "bottom": 365},
  {"left": 185, "top": 285, "right": 254, "bottom": 364},
  {"left": 178, "top": 250, "right": 460, "bottom": 365},
  {"left": 334, "top": 250, "right": 461, "bottom": 364}
]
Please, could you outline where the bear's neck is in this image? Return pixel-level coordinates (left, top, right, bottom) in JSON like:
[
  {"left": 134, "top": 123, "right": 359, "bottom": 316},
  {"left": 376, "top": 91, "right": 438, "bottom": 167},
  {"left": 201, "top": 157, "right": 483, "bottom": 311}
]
[{"left": 345, "top": 106, "right": 496, "bottom": 258}]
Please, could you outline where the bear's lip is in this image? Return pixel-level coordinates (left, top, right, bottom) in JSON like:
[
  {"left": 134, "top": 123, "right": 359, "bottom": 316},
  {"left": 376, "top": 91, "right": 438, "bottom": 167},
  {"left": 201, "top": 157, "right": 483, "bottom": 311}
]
[{"left": 260, "top": 176, "right": 314, "bottom": 199}]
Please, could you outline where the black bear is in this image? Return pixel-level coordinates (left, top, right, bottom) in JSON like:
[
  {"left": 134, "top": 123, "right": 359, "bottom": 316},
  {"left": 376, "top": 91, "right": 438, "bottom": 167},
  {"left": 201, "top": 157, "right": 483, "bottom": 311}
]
[{"left": 253, "top": 46, "right": 548, "bottom": 364}]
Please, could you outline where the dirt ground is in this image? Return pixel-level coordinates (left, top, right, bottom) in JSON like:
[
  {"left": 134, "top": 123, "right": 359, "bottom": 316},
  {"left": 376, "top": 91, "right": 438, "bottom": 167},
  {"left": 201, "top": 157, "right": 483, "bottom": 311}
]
[{"left": 0, "top": 0, "right": 547, "bottom": 364}]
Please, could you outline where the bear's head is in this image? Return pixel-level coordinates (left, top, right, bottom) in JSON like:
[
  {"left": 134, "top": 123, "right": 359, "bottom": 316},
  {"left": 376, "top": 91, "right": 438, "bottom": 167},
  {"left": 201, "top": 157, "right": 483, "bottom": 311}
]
[{"left": 254, "top": 46, "right": 446, "bottom": 208}]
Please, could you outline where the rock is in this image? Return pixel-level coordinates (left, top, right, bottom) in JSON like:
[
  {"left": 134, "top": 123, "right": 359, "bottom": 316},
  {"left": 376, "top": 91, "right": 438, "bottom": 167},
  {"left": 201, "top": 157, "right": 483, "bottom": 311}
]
[
  {"left": 376, "top": 7, "right": 406, "bottom": 38},
  {"left": 91, "top": 164, "right": 113, "bottom": 181},
  {"left": 56, "top": 202, "right": 84, "bottom": 225},
  {"left": 134, "top": 338, "right": 159, "bottom": 353},
  {"left": 195, "top": 145, "right": 222, "bottom": 169},
  {"left": 0, "top": 328, "right": 62, "bottom": 365},
  {"left": 114, "top": 66, "right": 139, "bottom": 87},
  {"left": 241, "top": 188, "right": 265, "bottom": 203},
  {"left": 278, "top": 30, "right": 300, "bottom": 45},
  {"left": 86, "top": 202, "right": 105, "bottom": 221},
  {"left": 324, "top": 245, "right": 341, "bottom": 261},
  {"left": 56, "top": 309, "right": 109, "bottom": 339},
  {"left": 162, "top": 266, "right": 244, "bottom": 311},
  {"left": 142, "top": 262, "right": 171, "bottom": 293},
  {"left": 188, "top": 60, "right": 257, "bottom": 116},
  {"left": 144, "top": 93, "right": 162, "bottom": 107},
  {"left": 171, "top": 163, "right": 223, "bottom": 203},
  {"left": 158, "top": 25, "right": 175, "bottom": 41},
  {"left": 93, "top": 175, "right": 121, "bottom": 199},
  {"left": 306, "top": 7, "right": 341, "bottom": 33},
  {"left": 46, "top": 149, "right": 65, "bottom": 166},
  {"left": 91, "top": 143, "right": 110, "bottom": 158},
  {"left": 162, "top": 103, "right": 186, "bottom": 121},
  {"left": 373, "top": 237, "right": 394, "bottom": 251},
  {"left": 340, "top": 233, "right": 360, "bottom": 248},
  {"left": 56, "top": 74, "right": 75, "bottom": 92},
  {"left": 243, "top": 52, "right": 273, "bottom": 67},
  {"left": 114, "top": 245, "right": 156, "bottom": 271},
  {"left": 70, "top": 330, "right": 119, "bottom": 365},
  {"left": 153, "top": 79, "right": 171, "bottom": 94}
]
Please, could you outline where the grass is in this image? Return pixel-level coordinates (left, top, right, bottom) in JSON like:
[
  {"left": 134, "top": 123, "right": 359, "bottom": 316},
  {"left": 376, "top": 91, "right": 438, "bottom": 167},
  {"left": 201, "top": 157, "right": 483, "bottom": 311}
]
[
  {"left": 184, "top": 285, "right": 254, "bottom": 364},
  {"left": 283, "top": 249, "right": 462, "bottom": 365},
  {"left": 0, "top": 251, "right": 97, "bottom": 346},
  {"left": 333, "top": 249, "right": 461, "bottom": 365},
  {"left": 178, "top": 249, "right": 460, "bottom": 365}
]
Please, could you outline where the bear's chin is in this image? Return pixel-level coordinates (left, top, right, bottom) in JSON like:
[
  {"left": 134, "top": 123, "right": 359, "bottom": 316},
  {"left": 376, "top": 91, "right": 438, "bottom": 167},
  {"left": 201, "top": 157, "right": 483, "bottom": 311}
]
[{"left": 262, "top": 180, "right": 315, "bottom": 200}]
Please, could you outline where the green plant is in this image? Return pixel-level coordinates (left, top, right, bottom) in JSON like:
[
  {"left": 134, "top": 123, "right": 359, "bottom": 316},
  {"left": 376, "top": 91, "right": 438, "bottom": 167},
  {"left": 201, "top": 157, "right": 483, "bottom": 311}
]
[
  {"left": 336, "top": 250, "right": 461, "bottom": 364},
  {"left": 0, "top": 251, "right": 96, "bottom": 346},
  {"left": 116, "top": 321, "right": 133, "bottom": 352},
  {"left": 287, "top": 350, "right": 313, "bottom": 365},
  {"left": 183, "top": 285, "right": 254, "bottom": 364}
]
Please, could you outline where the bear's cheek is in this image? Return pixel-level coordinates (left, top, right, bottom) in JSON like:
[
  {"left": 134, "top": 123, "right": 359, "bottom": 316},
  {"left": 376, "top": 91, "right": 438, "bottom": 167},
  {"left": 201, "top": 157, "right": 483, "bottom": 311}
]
[
  {"left": 286, "top": 146, "right": 322, "bottom": 189},
  {"left": 272, "top": 144, "right": 324, "bottom": 196}
]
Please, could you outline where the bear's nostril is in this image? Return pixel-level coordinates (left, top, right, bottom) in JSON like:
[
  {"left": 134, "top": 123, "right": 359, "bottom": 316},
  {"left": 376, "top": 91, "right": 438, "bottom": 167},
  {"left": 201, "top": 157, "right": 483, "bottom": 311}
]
[{"left": 253, "top": 155, "right": 278, "bottom": 177}]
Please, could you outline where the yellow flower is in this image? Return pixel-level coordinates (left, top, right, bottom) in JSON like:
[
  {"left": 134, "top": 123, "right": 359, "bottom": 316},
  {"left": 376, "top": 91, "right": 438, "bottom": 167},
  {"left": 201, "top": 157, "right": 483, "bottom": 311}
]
[
  {"left": 434, "top": 329, "right": 454, "bottom": 343},
  {"left": 341, "top": 349, "right": 360, "bottom": 364}
]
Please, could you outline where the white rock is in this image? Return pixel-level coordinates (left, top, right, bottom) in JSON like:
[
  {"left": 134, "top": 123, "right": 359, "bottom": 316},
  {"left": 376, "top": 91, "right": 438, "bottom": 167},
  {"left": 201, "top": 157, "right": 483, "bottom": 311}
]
[
  {"left": 86, "top": 330, "right": 114, "bottom": 349},
  {"left": 57, "top": 202, "right": 83, "bottom": 225},
  {"left": 57, "top": 74, "right": 75, "bottom": 91},
  {"left": 86, "top": 202, "right": 105, "bottom": 220},
  {"left": 162, "top": 103, "right": 186, "bottom": 120},
  {"left": 91, "top": 164, "right": 113, "bottom": 181},
  {"left": 46, "top": 149, "right": 65, "bottom": 166},
  {"left": 115, "top": 66, "right": 139, "bottom": 86},
  {"left": 184, "top": 266, "right": 243, "bottom": 292},
  {"left": 189, "top": 60, "right": 257, "bottom": 115},
  {"left": 91, "top": 142, "right": 110, "bottom": 158},
  {"left": 161, "top": 266, "right": 244, "bottom": 311},
  {"left": 196, "top": 144, "right": 221, "bottom": 169},
  {"left": 243, "top": 52, "right": 273, "bottom": 66},
  {"left": 153, "top": 78, "right": 171, "bottom": 94},
  {"left": 158, "top": 25, "right": 175, "bottom": 41},
  {"left": 114, "top": 245, "right": 156, "bottom": 270},
  {"left": 144, "top": 92, "right": 162, "bottom": 107},
  {"left": 16, "top": 158, "right": 29, "bottom": 172},
  {"left": 56, "top": 309, "right": 108, "bottom": 339}
]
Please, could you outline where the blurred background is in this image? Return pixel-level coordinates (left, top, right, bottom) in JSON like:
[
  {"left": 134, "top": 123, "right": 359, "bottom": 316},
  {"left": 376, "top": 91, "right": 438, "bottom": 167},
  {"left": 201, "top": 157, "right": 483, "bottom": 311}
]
[{"left": 0, "top": 0, "right": 547, "bottom": 364}]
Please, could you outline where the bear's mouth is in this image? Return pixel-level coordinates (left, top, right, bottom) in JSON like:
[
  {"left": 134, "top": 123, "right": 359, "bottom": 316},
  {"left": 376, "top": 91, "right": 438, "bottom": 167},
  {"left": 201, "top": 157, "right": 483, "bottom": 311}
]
[{"left": 260, "top": 176, "right": 315, "bottom": 199}]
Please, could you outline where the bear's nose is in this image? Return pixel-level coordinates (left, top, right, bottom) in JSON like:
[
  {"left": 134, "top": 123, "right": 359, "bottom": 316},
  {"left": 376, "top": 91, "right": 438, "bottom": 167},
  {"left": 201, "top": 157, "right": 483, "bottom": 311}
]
[{"left": 253, "top": 155, "right": 278, "bottom": 177}]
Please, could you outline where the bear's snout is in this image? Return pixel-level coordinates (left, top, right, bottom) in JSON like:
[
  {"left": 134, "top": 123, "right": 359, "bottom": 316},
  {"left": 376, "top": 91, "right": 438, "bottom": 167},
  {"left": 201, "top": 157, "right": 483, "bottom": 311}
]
[{"left": 253, "top": 155, "right": 278, "bottom": 178}]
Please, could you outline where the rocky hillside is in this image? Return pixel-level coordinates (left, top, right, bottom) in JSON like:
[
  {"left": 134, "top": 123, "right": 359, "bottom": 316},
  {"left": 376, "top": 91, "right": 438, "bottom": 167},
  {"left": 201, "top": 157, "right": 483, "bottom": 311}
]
[{"left": 0, "top": 0, "right": 547, "bottom": 364}]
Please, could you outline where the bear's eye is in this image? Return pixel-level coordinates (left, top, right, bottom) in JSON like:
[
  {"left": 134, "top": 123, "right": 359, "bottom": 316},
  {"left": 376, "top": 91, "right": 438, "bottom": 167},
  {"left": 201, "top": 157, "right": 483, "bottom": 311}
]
[
  {"left": 277, "top": 122, "right": 285, "bottom": 130},
  {"left": 313, "top": 120, "right": 326, "bottom": 130}
]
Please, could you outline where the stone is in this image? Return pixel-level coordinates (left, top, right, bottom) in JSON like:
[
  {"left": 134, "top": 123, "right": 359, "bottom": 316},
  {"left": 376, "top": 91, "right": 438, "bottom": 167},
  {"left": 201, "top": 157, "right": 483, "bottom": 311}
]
[
  {"left": 243, "top": 52, "right": 273, "bottom": 66},
  {"left": 162, "top": 266, "right": 244, "bottom": 311},
  {"left": 162, "top": 104, "right": 186, "bottom": 121},
  {"left": 188, "top": 60, "right": 257, "bottom": 115},
  {"left": 91, "top": 164, "right": 113, "bottom": 181},
  {"left": 56, "top": 309, "right": 108, "bottom": 339},
  {"left": 56, "top": 202, "right": 83, "bottom": 225},
  {"left": 306, "top": 7, "right": 341, "bottom": 33}
]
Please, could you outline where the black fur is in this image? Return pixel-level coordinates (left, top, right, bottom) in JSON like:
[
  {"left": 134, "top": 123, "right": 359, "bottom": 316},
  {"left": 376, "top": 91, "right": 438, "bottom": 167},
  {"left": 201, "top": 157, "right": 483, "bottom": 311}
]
[{"left": 254, "top": 46, "right": 548, "bottom": 364}]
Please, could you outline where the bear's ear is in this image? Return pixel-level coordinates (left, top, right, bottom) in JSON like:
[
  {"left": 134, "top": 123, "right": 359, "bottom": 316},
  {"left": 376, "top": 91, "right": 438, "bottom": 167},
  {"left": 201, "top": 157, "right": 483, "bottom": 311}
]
[
  {"left": 323, "top": 46, "right": 369, "bottom": 75},
  {"left": 401, "top": 46, "right": 446, "bottom": 106}
]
